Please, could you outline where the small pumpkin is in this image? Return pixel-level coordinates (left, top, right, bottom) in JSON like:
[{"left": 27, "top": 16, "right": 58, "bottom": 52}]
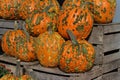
[
  {"left": 35, "top": 26, "right": 65, "bottom": 67},
  {"left": 58, "top": 2, "right": 93, "bottom": 39},
  {"left": 14, "top": 23, "right": 36, "bottom": 62},
  {"left": 89, "top": 0, "right": 117, "bottom": 23},
  {"left": 19, "top": 75, "right": 33, "bottom": 80},
  {"left": 58, "top": 30, "right": 95, "bottom": 73},
  {"left": 1, "top": 25, "right": 25, "bottom": 57}
]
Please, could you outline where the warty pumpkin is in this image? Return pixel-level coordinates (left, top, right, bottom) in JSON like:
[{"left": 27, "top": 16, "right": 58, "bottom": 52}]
[
  {"left": 1, "top": 29, "right": 25, "bottom": 57},
  {"left": 89, "top": 0, "right": 117, "bottom": 23},
  {"left": 25, "top": 12, "right": 57, "bottom": 37},
  {"left": 0, "top": 0, "right": 21, "bottom": 19},
  {"left": 58, "top": 2, "right": 93, "bottom": 39},
  {"left": 35, "top": 27, "right": 65, "bottom": 67},
  {"left": 58, "top": 30, "right": 95, "bottom": 73}
]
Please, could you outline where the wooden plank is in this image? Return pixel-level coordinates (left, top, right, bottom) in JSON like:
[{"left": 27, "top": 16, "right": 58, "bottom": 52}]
[
  {"left": 94, "top": 45, "right": 104, "bottom": 65},
  {"left": 103, "top": 51, "right": 120, "bottom": 64},
  {"left": 88, "top": 25, "right": 103, "bottom": 44},
  {"left": 104, "top": 23, "right": 120, "bottom": 34},
  {"left": 0, "top": 21, "right": 14, "bottom": 28},
  {"left": 102, "top": 59, "right": 120, "bottom": 74},
  {"left": 93, "top": 76, "right": 103, "bottom": 80},
  {"left": 102, "top": 72, "right": 120, "bottom": 80},
  {"left": 29, "top": 64, "right": 102, "bottom": 80},
  {"left": 103, "top": 33, "right": 120, "bottom": 52},
  {"left": 0, "top": 54, "right": 39, "bottom": 66}
]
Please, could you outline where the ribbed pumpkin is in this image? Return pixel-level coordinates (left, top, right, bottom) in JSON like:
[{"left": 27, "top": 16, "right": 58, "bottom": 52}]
[
  {"left": 58, "top": 2, "right": 93, "bottom": 39},
  {"left": 14, "top": 26, "right": 36, "bottom": 62},
  {"left": 0, "top": 0, "right": 21, "bottom": 19},
  {"left": 25, "top": 12, "right": 57, "bottom": 37},
  {"left": 1, "top": 21, "right": 36, "bottom": 62},
  {"left": 90, "top": 0, "right": 117, "bottom": 23},
  {"left": 1, "top": 29, "right": 25, "bottom": 57},
  {"left": 58, "top": 30, "right": 95, "bottom": 73},
  {"left": 35, "top": 27, "right": 65, "bottom": 67},
  {"left": 18, "top": 0, "right": 41, "bottom": 20}
]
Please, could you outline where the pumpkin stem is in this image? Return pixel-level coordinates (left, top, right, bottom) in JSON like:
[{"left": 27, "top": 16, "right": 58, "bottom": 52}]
[
  {"left": 15, "top": 59, "right": 21, "bottom": 77},
  {"left": 66, "top": 29, "right": 80, "bottom": 55},
  {"left": 66, "top": 29, "right": 78, "bottom": 45}
]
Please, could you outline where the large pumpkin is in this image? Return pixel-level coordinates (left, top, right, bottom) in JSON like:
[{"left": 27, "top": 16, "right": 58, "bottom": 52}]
[
  {"left": 58, "top": 30, "right": 95, "bottom": 73},
  {"left": 35, "top": 30, "right": 65, "bottom": 67},
  {"left": 90, "top": 0, "right": 117, "bottom": 23},
  {"left": 58, "top": 4, "right": 93, "bottom": 39}
]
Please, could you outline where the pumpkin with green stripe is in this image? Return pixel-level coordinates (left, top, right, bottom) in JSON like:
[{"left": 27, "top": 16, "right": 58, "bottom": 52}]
[
  {"left": 1, "top": 29, "right": 25, "bottom": 57},
  {"left": 58, "top": 30, "right": 95, "bottom": 73},
  {"left": 58, "top": 1, "right": 93, "bottom": 39},
  {"left": 35, "top": 26, "right": 65, "bottom": 67}
]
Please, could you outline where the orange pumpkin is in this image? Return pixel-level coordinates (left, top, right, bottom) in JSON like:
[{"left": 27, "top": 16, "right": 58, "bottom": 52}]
[
  {"left": 1, "top": 29, "right": 25, "bottom": 57},
  {"left": 25, "top": 12, "right": 57, "bottom": 37},
  {"left": 35, "top": 30, "right": 65, "bottom": 67},
  {"left": 58, "top": 4, "right": 93, "bottom": 39},
  {"left": 90, "top": 0, "right": 117, "bottom": 23},
  {"left": 58, "top": 30, "right": 95, "bottom": 73},
  {"left": 0, "top": 0, "right": 21, "bottom": 19}
]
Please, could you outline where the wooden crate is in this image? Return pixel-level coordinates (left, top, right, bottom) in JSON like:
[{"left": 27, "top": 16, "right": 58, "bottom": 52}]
[{"left": 0, "top": 19, "right": 120, "bottom": 80}]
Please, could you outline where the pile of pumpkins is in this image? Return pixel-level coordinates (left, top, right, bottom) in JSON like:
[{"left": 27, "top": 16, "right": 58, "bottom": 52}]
[{"left": 0, "top": 0, "right": 116, "bottom": 73}]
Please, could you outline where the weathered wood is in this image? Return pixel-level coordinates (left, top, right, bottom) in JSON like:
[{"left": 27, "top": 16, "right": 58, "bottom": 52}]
[
  {"left": 103, "top": 33, "right": 120, "bottom": 52},
  {"left": 94, "top": 45, "right": 104, "bottom": 65},
  {"left": 29, "top": 64, "right": 102, "bottom": 80},
  {"left": 103, "top": 51, "right": 120, "bottom": 64},
  {"left": 88, "top": 25, "right": 103, "bottom": 44},
  {"left": 104, "top": 23, "right": 120, "bottom": 34},
  {"left": 102, "top": 72, "right": 120, "bottom": 80},
  {"left": 0, "top": 21, "right": 14, "bottom": 28},
  {"left": 102, "top": 59, "right": 120, "bottom": 74},
  {"left": 0, "top": 54, "right": 39, "bottom": 66}
]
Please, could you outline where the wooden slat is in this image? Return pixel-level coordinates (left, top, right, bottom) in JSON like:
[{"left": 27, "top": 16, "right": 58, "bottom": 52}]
[
  {"left": 103, "top": 33, "right": 120, "bottom": 52},
  {"left": 88, "top": 25, "right": 103, "bottom": 44},
  {"left": 29, "top": 64, "right": 102, "bottom": 80},
  {"left": 102, "top": 59, "right": 120, "bottom": 74},
  {"left": 103, "top": 51, "right": 120, "bottom": 64},
  {"left": 0, "top": 21, "right": 14, "bottom": 28},
  {"left": 104, "top": 23, "right": 120, "bottom": 34},
  {"left": 0, "top": 54, "right": 39, "bottom": 66},
  {"left": 102, "top": 72, "right": 120, "bottom": 80},
  {"left": 94, "top": 45, "right": 104, "bottom": 65}
]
